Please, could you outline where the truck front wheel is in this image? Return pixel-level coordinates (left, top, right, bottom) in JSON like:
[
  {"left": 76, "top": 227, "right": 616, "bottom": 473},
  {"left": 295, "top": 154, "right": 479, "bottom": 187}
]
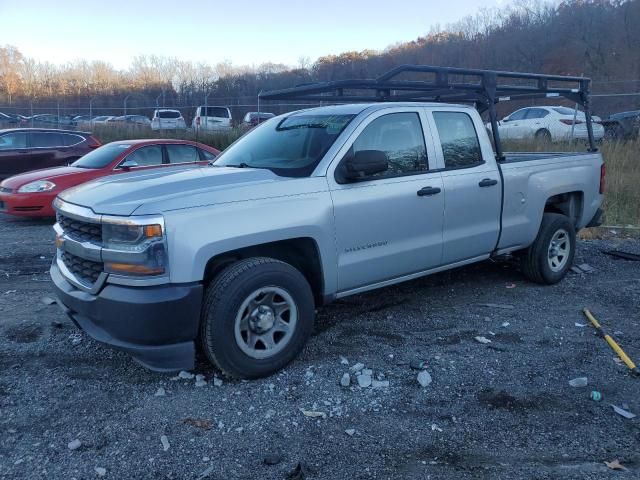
[
  {"left": 199, "top": 257, "right": 315, "bottom": 378},
  {"left": 520, "top": 213, "right": 576, "bottom": 284}
]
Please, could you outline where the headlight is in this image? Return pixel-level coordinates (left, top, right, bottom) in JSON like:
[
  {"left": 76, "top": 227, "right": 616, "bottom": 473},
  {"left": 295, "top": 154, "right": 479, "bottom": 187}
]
[
  {"left": 18, "top": 180, "right": 56, "bottom": 193},
  {"left": 102, "top": 221, "right": 168, "bottom": 276}
]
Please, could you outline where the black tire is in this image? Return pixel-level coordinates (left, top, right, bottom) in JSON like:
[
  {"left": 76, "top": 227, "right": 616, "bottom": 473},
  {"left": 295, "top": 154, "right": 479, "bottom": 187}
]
[
  {"left": 535, "top": 129, "right": 552, "bottom": 142},
  {"left": 520, "top": 213, "right": 575, "bottom": 285},
  {"left": 199, "top": 257, "right": 314, "bottom": 379}
]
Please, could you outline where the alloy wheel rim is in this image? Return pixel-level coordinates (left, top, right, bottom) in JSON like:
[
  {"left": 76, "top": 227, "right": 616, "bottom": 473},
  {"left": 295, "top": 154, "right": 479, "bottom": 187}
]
[
  {"left": 234, "top": 286, "right": 298, "bottom": 359},
  {"left": 548, "top": 228, "right": 570, "bottom": 272}
]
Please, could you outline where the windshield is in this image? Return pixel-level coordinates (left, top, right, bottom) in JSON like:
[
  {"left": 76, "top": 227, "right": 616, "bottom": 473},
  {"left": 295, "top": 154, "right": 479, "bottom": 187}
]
[
  {"left": 214, "top": 114, "right": 355, "bottom": 177},
  {"left": 71, "top": 143, "right": 131, "bottom": 169}
]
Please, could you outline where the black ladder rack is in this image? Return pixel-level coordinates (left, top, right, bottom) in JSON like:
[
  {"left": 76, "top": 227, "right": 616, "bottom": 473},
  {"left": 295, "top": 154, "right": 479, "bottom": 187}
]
[{"left": 259, "top": 64, "right": 597, "bottom": 158}]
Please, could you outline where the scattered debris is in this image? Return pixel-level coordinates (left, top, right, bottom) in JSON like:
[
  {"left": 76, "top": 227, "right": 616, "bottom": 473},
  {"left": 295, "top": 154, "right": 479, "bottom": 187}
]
[
  {"left": 350, "top": 363, "right": 365, "bottom": 374},
  {"left": 41, "top": 296, "right": 56, "bottom": 305},
  {"left": 264, "top": 454, "right": 283, "bottom": 465},
  {"left": 478, "top": 303, "right": 515, "bottom": 310},
  {"left": 574, "top": 322, "right": 588, "bottom": 328},
  {"left": 178, "top": 371, "right": 194, "bottom": 380},
  {"left": 371, "top": 380, "right": 389, "bottom": 389},
  {"left": 196, "top": 465, "right": 215, "bottom": 480},
  {"left": 301, "top": 410, "right": 327, "bottom": 419},
  {"left": 340, "top": 356, "right": 349, "bottom": 365},
  {"left": 69, "top": 333, "right": 82, "bottom": 345},
  {"left": 570, "top": 266, "right": 583, "bottom": 274},
  {"left": 611, "top": 404, "right": 636, "bottom": 419},
  {"left": 286, "top": 462, "right": 308, "bottom": 480},
  {"left": 154, "top": 387, "right": 166, "bottom": 397},
  {"left": 94, "top": 467, "right": 107, "bottom": 477},
  {"left": 160, "top": 435, "right": 170, "bottom": 451},
  {"left": 410, "top": 360, "right": 428, "bottom": 370},
  {"left": 501, "top": 322, "right": 510, "bottom": 328},
  {"left": 345, "top": 429, "right": 356, "bottom": 436},
  {"left": 417, "top": 371, "right": 432, "bottom": 388},
  {"left": 182, "top": 418, "right": 212, "bottom": 430},
  {"left": 604, "top": 459, "right": 627, "bottom": 471},
  {"left": 574, "top": 263, "right": 595, "bottom": 273},
  {"left": 4, "top": 290, "right": 17, "bottom": 295},
  {"left": 505, "top": 283, "right": 516, "bottom": 289},
  {"left": 67, "top": 439, "right": 82, "bottom": 451},
  {"left": 590, "top": 391, "right": 602, "bottom": 401},
  {"left": 474, "top": 336, "right": 492, "bottom": 344},
  {"left": 569, "top": 377, "right": 588, "bottom": 388},
  {"left": 340, "top": 373, "right": 351, "bottom": 387},
  {"left": 357, "top": 374, "right": 372, "bottom": 388},
  {"left": 431, "top": 424, "right": 443, "bottom": 432},
  {"left": 603, "top": 250, "right": 640, "bottom": 262}
]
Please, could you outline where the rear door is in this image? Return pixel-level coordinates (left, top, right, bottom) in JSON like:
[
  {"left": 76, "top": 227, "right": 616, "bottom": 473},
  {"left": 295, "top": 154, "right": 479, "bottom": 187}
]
[
  {"left": 499, "top": 108, "right": 528, "bottom": 139},
  {"left": 429, "top": 109, "right": 501, "bottom": 264},
  {"left": 166, "top": 144, "right": 201, "bottom": 166},
  {"left": 328, "top": 108, "right": 445, "bottom": 293},
  {"left": 29, "top": 131, "right": 66, "bottom": 169},
  {"left": 0, "top": 131, "right": 29, "bottom": 179}
]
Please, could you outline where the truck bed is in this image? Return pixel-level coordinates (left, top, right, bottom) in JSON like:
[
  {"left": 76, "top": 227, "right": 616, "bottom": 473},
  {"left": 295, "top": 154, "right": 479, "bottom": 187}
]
[{"left": 501, "top": 152, "right": 590, "bottom": 163}]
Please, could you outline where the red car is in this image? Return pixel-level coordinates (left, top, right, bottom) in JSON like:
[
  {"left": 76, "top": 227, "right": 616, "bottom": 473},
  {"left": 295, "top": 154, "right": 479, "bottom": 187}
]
[{"left": 0, "top": 139, "right": 219, "bottom": 217}]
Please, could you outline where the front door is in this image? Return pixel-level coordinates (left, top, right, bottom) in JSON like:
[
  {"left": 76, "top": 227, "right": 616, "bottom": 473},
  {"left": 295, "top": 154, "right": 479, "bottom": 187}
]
[
  {"left": 0, "top": 131, "right": 29, "bottom": 179},
  {"left": 329, "top": 110, "right": 445, "bottom": 293}
]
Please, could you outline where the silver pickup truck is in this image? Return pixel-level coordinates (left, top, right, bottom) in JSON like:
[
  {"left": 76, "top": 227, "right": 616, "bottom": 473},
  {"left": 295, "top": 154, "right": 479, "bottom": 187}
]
[{"left": 50, "top": 66, "right": 605, "bottom": 378}]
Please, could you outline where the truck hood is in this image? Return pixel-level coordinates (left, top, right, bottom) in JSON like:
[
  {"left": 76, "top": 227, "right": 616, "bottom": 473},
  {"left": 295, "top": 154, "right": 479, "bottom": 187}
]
[{"left": 58, "top": 166, "right": 299, "bottom": 216}]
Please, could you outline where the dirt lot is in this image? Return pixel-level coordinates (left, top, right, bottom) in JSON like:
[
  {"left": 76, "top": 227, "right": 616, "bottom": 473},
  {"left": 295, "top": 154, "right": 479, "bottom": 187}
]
[{"left": 0, "top": 215, "right": 639, "bottom": 480}]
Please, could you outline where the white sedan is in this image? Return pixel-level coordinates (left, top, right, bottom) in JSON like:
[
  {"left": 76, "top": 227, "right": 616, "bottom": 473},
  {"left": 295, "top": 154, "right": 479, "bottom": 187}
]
[{"left": 487, "top": 106, "right": 604, "bottom": 142}]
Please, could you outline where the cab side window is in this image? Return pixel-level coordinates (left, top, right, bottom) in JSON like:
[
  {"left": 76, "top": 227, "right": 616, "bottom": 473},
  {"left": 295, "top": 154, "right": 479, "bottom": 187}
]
[
  {"left": 124, "top": 145, "right": 164, "bottom": 167},
  {"left": 508, "top": 109, "right": 528, "bottom": 121},
  {"left": 347, "top": 112, "right": 428, "bottom": 179},
  {"left": 433, "top": 111, "right": 483, "bottom": 169}
]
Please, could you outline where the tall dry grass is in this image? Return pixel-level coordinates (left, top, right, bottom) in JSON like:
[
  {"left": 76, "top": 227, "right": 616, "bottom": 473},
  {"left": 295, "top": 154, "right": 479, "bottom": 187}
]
[{"left": 88, "top": 125, "right": 639, "bottom": 226}]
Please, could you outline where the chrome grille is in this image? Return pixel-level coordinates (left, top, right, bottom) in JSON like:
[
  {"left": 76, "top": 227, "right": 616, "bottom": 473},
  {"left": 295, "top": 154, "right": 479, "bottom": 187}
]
[
  {"left": 61, "top": 251, "right": 103, "bottom": 285},
  {"left": 58, "top": 214, "right": 102, "bottom": 244}
]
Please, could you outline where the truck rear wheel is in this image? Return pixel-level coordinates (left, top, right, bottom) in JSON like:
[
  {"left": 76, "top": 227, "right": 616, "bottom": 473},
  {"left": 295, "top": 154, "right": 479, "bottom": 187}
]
[
  {"left": 199, "top": 257, "right": 314, "bottom": 378},
  {"left": 520, "top": 213, "right": 575, "bottom": 284}
]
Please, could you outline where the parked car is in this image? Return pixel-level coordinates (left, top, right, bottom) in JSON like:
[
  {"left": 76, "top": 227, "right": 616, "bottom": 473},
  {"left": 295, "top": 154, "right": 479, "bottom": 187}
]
[
  {"left": 0, "top": 140, "right": 219, "bottom": 217},
  {"left": 487, "top": 106, "right": 605, "bottom": 142},
  {"left": 601, "top": 110, "right": 640, "bottom": 140},
  {"left": 192, "top": 106, "right": 232, "bottom": 132},
  {"left": 50, "top": 101, "right": 604, "bottom": 377},
  {"left": 88, "top": 116, "right": 115, "bottom": 126},
  {"left": 108, "top": 115, "right": 151, "bottom": 127},
  {"left": 0, "top": 128, "right": 101, "bottom": 180},
  {"left": 30, "top": 114, "right": 76, "bottom": 128},
  {"left": 151, "top": 109, "right": 187, "bottom": 130},
  {"left": 241, "top": 112, "right": 275, "bottom": 130},
  {"left": 0, "top": 112, "right": 25, "bottom": 127}
]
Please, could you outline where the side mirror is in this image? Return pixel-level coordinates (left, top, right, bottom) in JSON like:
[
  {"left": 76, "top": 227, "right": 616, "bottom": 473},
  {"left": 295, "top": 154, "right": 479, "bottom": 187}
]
[
  {"left": 502, "top": 117, "right": 510, "bottom": 123},
  {"left": 342, "top": 150, "right": 388, "bottom": 181},
  {"left": 119, "top": 159, "right": 138, "bottom": 170}
]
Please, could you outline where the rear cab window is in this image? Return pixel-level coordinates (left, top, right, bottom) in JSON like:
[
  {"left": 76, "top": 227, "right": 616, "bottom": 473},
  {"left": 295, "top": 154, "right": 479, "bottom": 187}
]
[
  {"left": 157, "top": 111, "right": 181, "bottom": 119},
  {"left": 432, "top": 111, "right": 483, "bottom": 169},
  {"left": 202, "top": 107, "right": 229, "bottom": 118}
]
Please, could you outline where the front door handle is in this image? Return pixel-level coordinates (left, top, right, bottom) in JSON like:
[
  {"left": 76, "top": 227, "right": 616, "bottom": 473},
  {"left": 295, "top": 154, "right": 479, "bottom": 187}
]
[
  {"left": 417, "top": 186, "right": 441, "bottom": 197},
  {"left": 479, "top": 178, "right": 498, "bottom": 187}
]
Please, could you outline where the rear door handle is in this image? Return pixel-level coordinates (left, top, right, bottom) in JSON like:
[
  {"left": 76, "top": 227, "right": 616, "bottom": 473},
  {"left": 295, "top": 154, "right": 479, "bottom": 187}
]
[
  {"left": 479, "top": 178, "right": 498, "bottom": 187},
  {"left": 417, "top": 186, "right": 441, "bottom": 197}
]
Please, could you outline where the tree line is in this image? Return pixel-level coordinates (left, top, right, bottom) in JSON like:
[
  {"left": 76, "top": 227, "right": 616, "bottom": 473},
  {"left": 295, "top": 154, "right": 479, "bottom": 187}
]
[{"left": 0, "top": 0, "right": 638, "bottom": 118}]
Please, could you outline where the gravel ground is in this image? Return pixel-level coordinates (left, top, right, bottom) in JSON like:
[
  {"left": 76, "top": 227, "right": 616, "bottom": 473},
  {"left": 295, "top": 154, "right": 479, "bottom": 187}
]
[{"left": 0, "top": 215, "right": 639, "bottom": 480}]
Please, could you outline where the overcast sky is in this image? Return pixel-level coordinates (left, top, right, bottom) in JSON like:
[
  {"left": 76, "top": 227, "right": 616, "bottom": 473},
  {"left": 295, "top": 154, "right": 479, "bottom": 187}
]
[{"left": 1, "top": 0, "right": 511, "bottom": 69}]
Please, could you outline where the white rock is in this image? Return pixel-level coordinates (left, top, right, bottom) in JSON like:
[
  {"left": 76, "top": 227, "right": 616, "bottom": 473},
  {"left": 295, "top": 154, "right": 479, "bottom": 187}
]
[
  {"left": 568, "top": 377, "right": 588, "bottom": 388},
  {"left": 362, "top": 369, "right": 373, "bottom": 376},
  {"left": 340, "top": 373, "right": 351, "bottom": 387},
  {"left": 178, "top": 371, "right": 194, "bottom": 380},
  {"left": 357, "top": 374, "right": 372, "bottom": 388},
  {"left": 154, "top": 387, "right": 166, "bottom": 397},
  {"left": 345, "top": 429, "right": 356, "bottom": 436},
  {"left": 160, "top": 435, "right": 170, "bottom": 451},
  {"left": 350, "top": 363, "right": 365, "bottom": 373},
  {"left": 67, "top": 439, "right": 82, "bottom": 450},
  {"left": 340, "top": 356, "right": 349, "bottom": 365},
  {"left": 501, "top": 322, "right": 510, "bottom": 327},
  {"left": 474, "top": 336, "right": 492, "bottom": 344},
  {"left": 195, "top": 379, "right": 207, "bottom": 387},
  {"left": 213, "top": 377, "right": 223, "bottom": 387},
  {"left": 417, "top": 371, "right": 432, "bottom": 388},
  {"left": 195, "top": 374, "right": 206, "bottom": 382},
  {"left": 371, "top": 380, "right": 389, "bottom": 389},
  {"left": 95, "top": 467, "right": 107, "bottom": 477}
]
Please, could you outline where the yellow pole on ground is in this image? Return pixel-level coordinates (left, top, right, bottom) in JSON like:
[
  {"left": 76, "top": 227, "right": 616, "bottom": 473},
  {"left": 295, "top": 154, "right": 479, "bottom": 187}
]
[{"left": 583, "top": 308, "right": 639, "bottom": 376}]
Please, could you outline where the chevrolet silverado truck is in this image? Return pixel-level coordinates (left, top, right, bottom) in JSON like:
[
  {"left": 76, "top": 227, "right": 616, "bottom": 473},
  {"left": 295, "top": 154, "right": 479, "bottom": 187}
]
[{"left": 50, "top": 66, "right": 605, "bottom": 378}]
